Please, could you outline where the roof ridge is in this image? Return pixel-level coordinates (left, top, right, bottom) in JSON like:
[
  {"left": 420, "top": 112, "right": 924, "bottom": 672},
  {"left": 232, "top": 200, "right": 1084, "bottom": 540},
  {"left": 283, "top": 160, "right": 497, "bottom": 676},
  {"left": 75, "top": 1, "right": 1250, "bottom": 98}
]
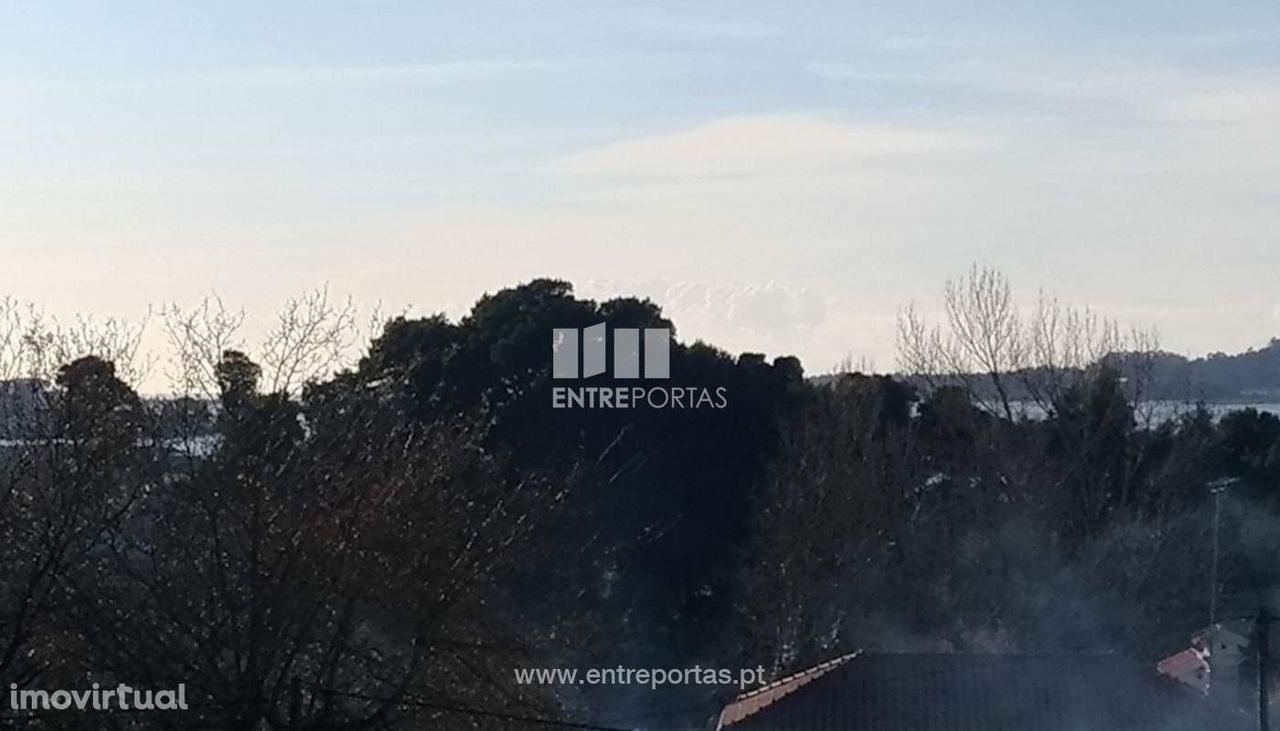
[
  {"left": 716, "top": 652, "right": 861, "bottom": 729},
  {"left": 734, "top": 651, "right": 861, "bottom": 701}
]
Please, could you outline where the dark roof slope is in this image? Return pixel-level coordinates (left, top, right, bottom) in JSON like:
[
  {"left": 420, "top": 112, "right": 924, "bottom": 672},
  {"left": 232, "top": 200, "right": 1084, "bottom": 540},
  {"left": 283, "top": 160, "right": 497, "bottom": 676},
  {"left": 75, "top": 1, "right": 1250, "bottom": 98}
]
[{"left": 718, "top": 653, "right": 1250, "bottom": 731}]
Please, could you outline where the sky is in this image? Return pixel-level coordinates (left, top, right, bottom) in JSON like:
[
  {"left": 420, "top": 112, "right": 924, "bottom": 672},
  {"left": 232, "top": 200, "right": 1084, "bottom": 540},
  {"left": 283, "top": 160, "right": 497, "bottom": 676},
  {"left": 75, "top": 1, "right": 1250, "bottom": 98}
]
[{"left": 2, "top": 1, "right": 1278, "bottom": 386}]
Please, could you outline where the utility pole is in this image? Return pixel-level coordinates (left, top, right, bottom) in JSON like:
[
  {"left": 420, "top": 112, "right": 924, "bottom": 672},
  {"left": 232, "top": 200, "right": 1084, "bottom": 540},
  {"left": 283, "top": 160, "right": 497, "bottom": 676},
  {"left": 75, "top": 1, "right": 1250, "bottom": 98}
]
[
  {"left": 1212, "top": 486, "right": 1224, "bottom": 624},
  {"left": 1209, "top": 477, "right": 1240, "bottom": 625},
  {"left": 1258, "top": 606, "right": 1271, "bottom": 731}
]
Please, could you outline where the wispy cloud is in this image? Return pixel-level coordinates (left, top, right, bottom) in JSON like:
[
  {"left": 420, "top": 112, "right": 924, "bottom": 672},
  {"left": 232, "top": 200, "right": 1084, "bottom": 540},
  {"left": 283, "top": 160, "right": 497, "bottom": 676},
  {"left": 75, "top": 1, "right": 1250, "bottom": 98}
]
[
  {"left": 554, "top": 113, "right": 975, "bottom": 179},
  {"left": 584, "top": 277, "right": 828, "bottom": 337},
  {"left": 1152, "top": 76, "right": 1280, "bottom": 127},
  {"left": 152, "top": 60, "right": 553, "bottom": 89},
  {"left": 879, "top": 35, "right": 987, "bottom": 52},
  {"left": 627, "top": 13, "right": 780, "bottom": 42},
  {"left": 1127, "top": 26, "right": 1280, "bottom": 48},
  {"left": 804, "top": 57, "right": 1275, "bottom": 123},
  {"left": 806, "top": 63, "right": 955, "bottom": 85},
  {"left": 2, "top": 59, "right": 554, "bottom": 92},
  {"left": 805, "top": 59, "right": 1107, "bottom": 101}
]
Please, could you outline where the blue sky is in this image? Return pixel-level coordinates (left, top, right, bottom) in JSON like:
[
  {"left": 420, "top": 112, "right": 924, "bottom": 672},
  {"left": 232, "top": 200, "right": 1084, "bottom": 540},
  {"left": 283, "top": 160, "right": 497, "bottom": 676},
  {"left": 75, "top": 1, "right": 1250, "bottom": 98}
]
[{"left": 2, "top": 1, "right": 1278, "bottom": 382}]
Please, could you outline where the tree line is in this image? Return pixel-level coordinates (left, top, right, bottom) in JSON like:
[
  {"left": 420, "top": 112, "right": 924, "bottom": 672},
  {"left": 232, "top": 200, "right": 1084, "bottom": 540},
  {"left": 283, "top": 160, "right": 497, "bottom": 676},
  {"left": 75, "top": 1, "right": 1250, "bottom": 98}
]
[{"left": 0, "top": 272, "right": 1277, "bottom": 729}]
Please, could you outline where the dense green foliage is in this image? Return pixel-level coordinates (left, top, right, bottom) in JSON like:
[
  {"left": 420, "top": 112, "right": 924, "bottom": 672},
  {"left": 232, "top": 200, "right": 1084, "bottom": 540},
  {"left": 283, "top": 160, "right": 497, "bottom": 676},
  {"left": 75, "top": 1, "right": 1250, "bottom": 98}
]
[{"left": 0, "top": 278, "right": 1277, "bottom": 729}]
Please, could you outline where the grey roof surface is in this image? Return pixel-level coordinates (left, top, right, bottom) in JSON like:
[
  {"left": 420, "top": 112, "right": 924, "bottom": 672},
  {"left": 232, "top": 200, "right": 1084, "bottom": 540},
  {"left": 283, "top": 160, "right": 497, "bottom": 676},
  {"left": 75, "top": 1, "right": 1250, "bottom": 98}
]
[{"left": 718, "top": 653, "right": 1251, "bottom": 731}]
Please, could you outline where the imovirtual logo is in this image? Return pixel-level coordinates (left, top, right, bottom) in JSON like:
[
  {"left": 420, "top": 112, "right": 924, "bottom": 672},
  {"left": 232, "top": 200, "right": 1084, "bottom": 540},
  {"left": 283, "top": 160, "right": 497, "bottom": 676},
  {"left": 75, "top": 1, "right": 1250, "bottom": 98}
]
[{"left": 551, "top": 324, "right": 726, "bottom": 409}]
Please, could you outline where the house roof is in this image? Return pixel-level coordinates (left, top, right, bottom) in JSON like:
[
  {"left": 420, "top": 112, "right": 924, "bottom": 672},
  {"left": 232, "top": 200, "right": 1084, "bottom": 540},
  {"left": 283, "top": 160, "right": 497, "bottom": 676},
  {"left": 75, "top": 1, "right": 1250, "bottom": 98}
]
[
  {"left": 717, "top": 653, "right": 1250, "bottom": 731},
  {"left": 1156, "top": 647, "right": 1209, "bottom": 692},
  {"left": 715, "top": 653, "right": 859, "bottom": 728}
]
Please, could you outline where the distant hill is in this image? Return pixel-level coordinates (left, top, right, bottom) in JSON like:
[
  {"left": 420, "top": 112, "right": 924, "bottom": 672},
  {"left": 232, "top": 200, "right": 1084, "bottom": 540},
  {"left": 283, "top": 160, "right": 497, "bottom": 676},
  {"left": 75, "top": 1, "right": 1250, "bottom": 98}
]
[
  {"left": 819, "top": 339, "right": 1280, "bottom": 404},
  {"left": 1112, "top": 338, "right": 1280, "bottom": 402}
]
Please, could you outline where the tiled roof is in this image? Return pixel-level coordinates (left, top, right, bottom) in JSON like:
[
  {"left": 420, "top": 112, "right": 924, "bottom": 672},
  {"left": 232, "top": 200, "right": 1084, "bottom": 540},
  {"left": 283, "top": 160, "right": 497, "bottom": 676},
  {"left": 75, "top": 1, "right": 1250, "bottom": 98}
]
[
  {"left": 716, "top": 653, "right": 859, "bottom": 728},
  {"left": 1156, "top": 647, "right": 1209, "bottom": 691},
  {"left": 717, "top": 653, "right": 1250, "bottom": 731}
]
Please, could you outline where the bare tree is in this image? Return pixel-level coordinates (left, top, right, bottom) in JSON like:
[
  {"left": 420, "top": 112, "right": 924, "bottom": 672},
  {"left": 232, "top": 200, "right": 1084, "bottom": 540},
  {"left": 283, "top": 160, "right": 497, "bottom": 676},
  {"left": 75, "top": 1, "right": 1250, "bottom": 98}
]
[
  {"left": 0, "top": 292, "right": 582, "bottom": 729},
  {"left": 829, "top": 352, "right": 878, "bottom": 376},
  {"left": 897, "top": 264, "right": 1161, "bottom": 421},
  {"left": 54, "top": 343, "right": 574, "bottom": 730},
  {"left": 259, "top": 286, "right": 360, "bottom": 395},
  {"left": 0, "top": 297, "right": 152, "bottom": 390},
  {"left": 162, "top": 296, "right": 248, "bottom": 402},
  {"left": 897, "top": 264, "right": 1178, "bottom": 539},
  {"left": 898, "top": 265, "right": 1023, "bottom": 420},
  {"left": 736, "top": 375, "right": 918, "bottom": 675},
  {"left": 0, "top": 301, "right": 153, "bottom": 692},
  {"left": 165, "top": 289, "right": 373, "bottom": 401}
]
